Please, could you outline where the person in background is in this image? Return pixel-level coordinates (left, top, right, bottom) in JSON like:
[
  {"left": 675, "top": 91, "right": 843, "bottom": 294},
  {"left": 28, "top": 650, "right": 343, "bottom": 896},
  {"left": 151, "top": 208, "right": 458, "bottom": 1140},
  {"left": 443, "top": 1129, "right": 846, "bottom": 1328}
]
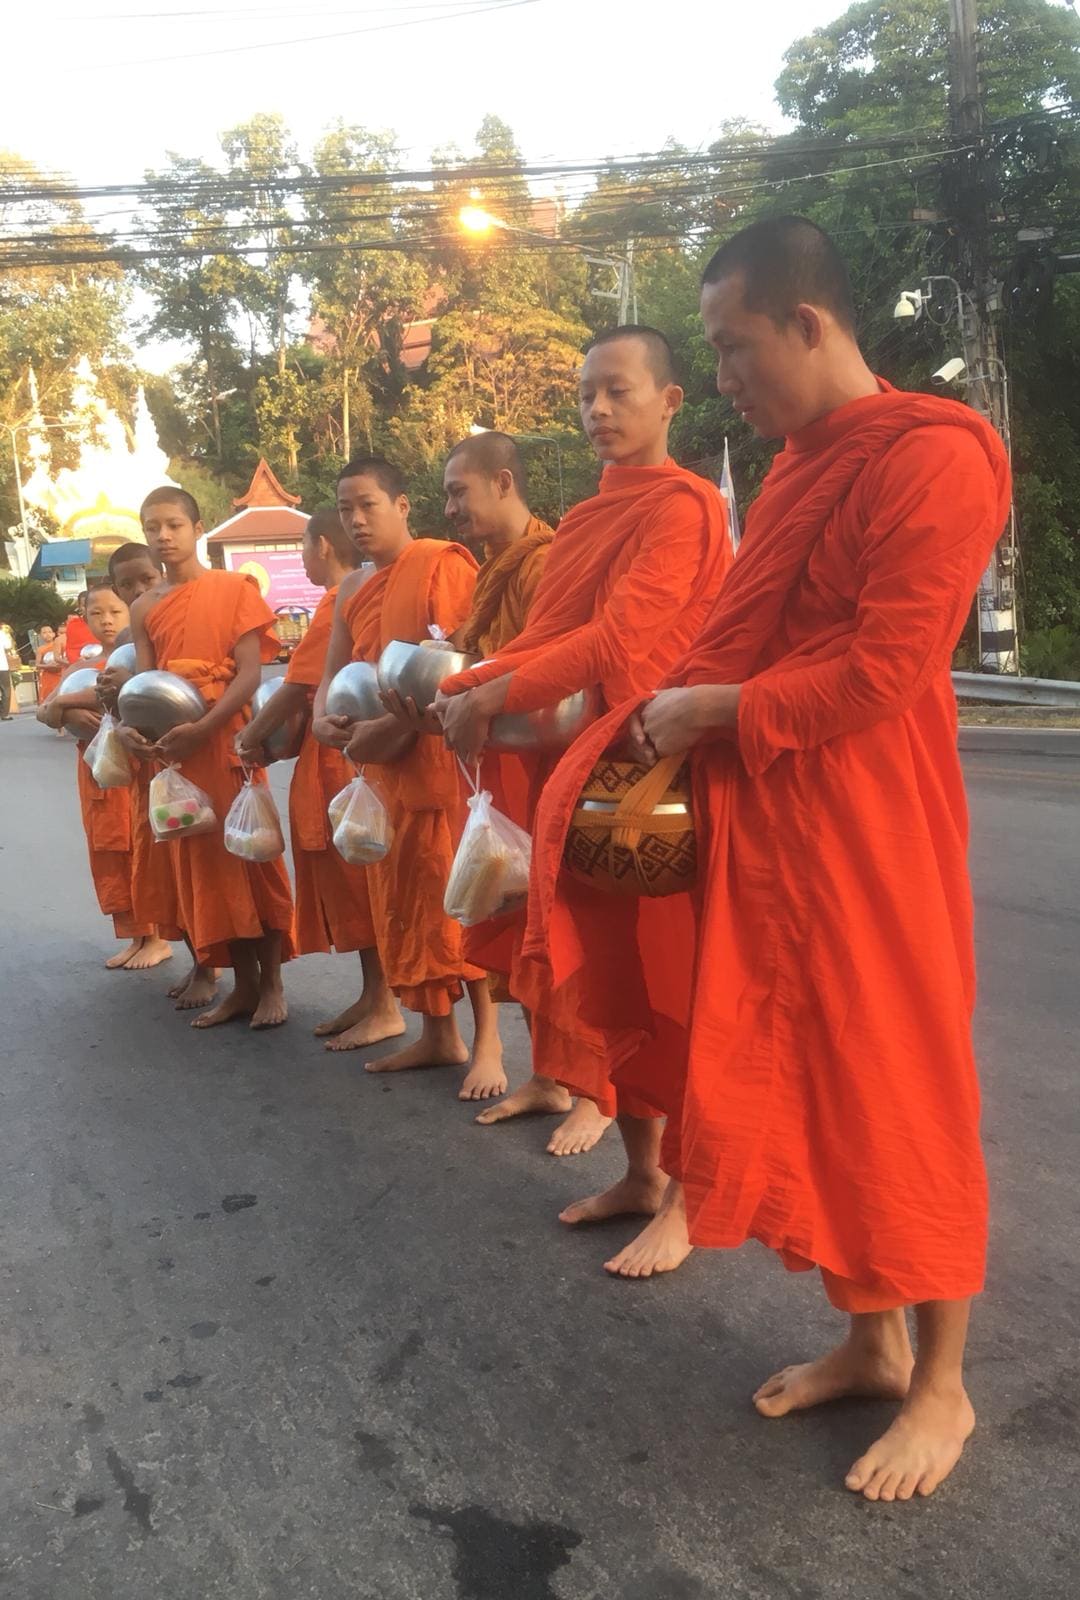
[{"left": 0, "top": 619, "right": 17, "bottom": 719}]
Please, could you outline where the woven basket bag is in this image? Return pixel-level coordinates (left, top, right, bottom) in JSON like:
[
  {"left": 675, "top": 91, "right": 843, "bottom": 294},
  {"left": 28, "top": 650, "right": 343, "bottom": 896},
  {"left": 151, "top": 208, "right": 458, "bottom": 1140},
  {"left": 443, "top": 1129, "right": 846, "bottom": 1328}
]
[{"left": 563, "top": 752, "right": 696, "bottom": 897}]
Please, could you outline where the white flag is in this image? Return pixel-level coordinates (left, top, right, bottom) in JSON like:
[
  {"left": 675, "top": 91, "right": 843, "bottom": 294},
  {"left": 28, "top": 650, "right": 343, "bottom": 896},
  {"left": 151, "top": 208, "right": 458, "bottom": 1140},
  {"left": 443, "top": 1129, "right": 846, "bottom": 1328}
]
[{"left": 720, "top": 437, "right": 741, "bottom": 553}]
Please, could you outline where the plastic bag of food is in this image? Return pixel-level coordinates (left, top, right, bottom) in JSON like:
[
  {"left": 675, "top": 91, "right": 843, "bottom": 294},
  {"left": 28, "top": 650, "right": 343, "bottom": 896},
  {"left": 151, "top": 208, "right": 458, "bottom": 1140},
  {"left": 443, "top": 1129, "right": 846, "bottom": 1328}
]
[
  {"left": 148, "top": 764, "right": 218, "bottom": 841},
  {"left": 83, "top": 711, "right": 132, "bottom": 789},
  {"left": 328, "top": 772, "right": 393, "bottom": 865},
  {"left": 444, "top": 786, "right": 532, "bottom": 927},
  {"left": 224, "top": 772, "right": 285, "bottom": 862}
]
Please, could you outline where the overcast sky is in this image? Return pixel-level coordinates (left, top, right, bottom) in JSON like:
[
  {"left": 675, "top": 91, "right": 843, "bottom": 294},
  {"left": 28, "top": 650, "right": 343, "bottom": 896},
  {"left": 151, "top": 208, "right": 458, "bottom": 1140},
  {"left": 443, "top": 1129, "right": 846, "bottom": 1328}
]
[{"left": 2, "top": 0, "right": 846, "bottom": 182}]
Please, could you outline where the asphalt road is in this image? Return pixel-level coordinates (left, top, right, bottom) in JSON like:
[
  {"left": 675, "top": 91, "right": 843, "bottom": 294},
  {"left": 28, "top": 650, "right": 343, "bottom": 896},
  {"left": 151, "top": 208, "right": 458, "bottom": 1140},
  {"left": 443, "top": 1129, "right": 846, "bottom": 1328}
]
[{"left": 1, "top": 713, "right": 1077, "bottom": 1600}]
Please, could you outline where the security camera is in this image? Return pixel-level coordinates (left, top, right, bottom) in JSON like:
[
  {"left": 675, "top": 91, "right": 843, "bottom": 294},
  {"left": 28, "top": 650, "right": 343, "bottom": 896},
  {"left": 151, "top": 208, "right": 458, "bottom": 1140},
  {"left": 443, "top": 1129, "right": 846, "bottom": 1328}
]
[
  {"left": 893, "top": 290, "right": 922, "bottom": 320},
  {"left": 932, "top": 357, "right": 966, "bottom": 385}
]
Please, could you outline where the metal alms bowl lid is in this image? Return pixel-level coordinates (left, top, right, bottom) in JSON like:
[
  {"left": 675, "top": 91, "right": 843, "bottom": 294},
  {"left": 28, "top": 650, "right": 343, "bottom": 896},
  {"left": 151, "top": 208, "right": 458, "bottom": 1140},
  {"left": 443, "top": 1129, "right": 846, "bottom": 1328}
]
[
  {"left": 251, "top": 675, "right": 306, "bottom": 761},
  {"left": 376, "top": 639, "right": 479, "bottom": 711},
  {"left": 107, "top": 642, "right": 137, "bottom": 677}
]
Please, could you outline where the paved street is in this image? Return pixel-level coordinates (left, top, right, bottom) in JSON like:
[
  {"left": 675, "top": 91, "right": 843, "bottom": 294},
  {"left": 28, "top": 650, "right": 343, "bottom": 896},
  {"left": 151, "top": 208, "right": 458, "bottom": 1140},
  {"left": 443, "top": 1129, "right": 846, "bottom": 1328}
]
[{"left": 1, "top": 712, "right": 1077, "bottom": 1600}]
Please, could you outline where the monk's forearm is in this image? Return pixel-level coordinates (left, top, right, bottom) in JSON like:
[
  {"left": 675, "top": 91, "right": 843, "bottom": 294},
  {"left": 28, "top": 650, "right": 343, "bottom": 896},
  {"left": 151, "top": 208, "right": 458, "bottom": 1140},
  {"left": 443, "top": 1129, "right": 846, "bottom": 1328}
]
[{"left": 348, "top": 714, "right": 416, "bottom": 765}]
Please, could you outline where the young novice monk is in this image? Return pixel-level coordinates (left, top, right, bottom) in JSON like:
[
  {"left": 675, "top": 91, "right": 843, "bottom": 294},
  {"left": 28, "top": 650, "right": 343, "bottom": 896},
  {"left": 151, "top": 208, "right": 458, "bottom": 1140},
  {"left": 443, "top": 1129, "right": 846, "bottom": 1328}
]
[
  {"left": 312, "top": 456, "right": 498, "bottom": 1098},
  {"left": 38, "top": 585, "right": 170, "bottom": 969},
  {"left": 35, "top": 626, "right": 63, "bottom": 703},
  {"left": 236, "top": 508, "right": 404, "bottom": 1052},
  {"left": 104, "top": 542, "right": 207, "bottom": 995},
  {"left": 538, "top": 217, "right": 1009, "bottom": 1497},
  {"left": 437, "top": 328, "right": 731, "bottom": 1274},
  {"left": 121, "top": 488, "right": 296, "bottom": 1029}
]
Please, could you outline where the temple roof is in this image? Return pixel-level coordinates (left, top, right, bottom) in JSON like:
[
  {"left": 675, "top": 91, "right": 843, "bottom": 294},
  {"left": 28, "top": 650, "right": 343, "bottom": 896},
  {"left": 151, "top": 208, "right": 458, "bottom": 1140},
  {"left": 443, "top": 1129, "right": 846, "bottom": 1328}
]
[{"left": 233, "top": 458, "right": 301, "bottom": 510}]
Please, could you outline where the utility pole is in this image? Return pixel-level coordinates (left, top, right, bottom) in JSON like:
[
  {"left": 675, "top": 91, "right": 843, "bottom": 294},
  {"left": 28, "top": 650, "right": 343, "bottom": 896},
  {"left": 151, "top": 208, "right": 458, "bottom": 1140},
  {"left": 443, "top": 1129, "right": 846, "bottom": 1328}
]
[{"left": 946, "top": 0, "right": 1019, "bottom": 672}]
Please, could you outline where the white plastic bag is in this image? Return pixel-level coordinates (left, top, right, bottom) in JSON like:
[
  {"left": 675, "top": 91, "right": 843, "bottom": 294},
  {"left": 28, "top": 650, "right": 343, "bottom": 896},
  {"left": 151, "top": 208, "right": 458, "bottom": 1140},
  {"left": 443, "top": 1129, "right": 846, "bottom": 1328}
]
[
  {"left": 84, "top": 712, "right": 132, "bottom": 789},
  {"left": 444, "top": 785, "right": 532, "bottom": 927},
  {"left": 224, "top": 773, "right": 285, "bottom": 862},
  {"left": 328, "top": 772, "right": 393, "bottom": 865},
  {"left": 148, "top": 764, "right": 218, "bottom": 841}
]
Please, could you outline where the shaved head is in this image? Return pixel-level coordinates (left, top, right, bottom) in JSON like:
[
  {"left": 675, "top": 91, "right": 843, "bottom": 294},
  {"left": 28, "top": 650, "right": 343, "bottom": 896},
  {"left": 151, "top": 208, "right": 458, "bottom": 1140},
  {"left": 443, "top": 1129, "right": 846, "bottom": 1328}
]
[
  {"left": 306, "top": 506, "right": 361, "bottom": 567},
  {"left": 446, "top": 432, "right": 527, "bottom": 498},
  {"left": 586, "top": 325, "right": 678, "bottom": 388},
  {"left": 702, "top": 215, "right": 856, "bottom": 332}
]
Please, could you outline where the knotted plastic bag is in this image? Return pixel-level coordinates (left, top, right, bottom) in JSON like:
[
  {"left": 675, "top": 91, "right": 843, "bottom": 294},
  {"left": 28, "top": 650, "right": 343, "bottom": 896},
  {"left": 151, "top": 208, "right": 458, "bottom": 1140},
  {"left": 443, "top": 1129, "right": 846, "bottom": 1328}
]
[
  {"left": 444, "top": 780, "right": 532, "bottom": 928},
  {"left": 224, "top": 772, "right": 285, "bottom": 862},
  {"left": 148, "top": 764, "right": 218, "bottom": 841},
  {"left": 84, "top": 712, "right": 132, "bottom": 789},
  {"left": 328, "top": 771, "right": 393, "bottom": 865}
]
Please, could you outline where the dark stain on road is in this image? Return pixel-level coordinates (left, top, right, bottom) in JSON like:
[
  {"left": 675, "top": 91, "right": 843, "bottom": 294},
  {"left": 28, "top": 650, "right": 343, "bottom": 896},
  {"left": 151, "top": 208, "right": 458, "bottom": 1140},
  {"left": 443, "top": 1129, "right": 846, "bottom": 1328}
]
[
  {"left": 255, "top": 1274, "right": 276, "bottom": 1287},
  {"left": 376, "top": 1329, "right": 423, "bottom": 1384},
  {"left": 82, "top": 1403, "right": 105, "bottom": 1433},
  {"left": 189, "top": 1321, "right": 220, "bottom": 1339},
  {"left": 73, "top": 1495, "right": 105, "bottom": 1518},
  {"left": 354, "top": 1429, "right": 396, "bottom": 1475},
  {"left": 105, "top": 1448, "right": 153, "bottom": 1535},
  {"left": 157, "top": 1257, "right": 174, "bottom": 1273},
  {"left": 193, "top": 1211, "right": 211, "bottom": 1221},
  {"left": 410, "top": 1504, "right": 581, "bottom": 1600},
  {"left": 222, "top": 1194, "right": 257, "bottom": 1214},
  {"left": 143, "top": 1390, "right": 163, "bottom": 1402},
  {"left": 166, "top": 1373, "right": 203, "bottom": 1390}
]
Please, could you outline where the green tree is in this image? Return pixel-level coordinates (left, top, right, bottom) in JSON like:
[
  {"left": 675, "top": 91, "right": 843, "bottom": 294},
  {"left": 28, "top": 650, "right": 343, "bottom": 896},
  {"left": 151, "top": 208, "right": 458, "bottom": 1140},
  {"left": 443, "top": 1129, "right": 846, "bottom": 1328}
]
[{"left": 0, "top": 576, "right": 70, "bottom": 643}]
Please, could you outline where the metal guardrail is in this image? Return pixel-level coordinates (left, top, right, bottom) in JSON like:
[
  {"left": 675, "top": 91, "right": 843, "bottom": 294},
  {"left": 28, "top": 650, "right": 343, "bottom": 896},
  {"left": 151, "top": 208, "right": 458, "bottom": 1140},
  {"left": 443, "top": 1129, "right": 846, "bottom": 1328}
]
[{"left": 952, "top": 671, "right": 1080, "bottom": 706}]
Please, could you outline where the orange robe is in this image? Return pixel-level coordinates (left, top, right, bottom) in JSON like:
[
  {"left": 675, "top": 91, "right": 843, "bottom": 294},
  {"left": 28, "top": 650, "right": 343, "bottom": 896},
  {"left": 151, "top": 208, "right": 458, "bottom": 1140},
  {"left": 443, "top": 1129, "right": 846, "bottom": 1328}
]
[
  {"left": 38, "top": 658, "right": 63, "bottom": 700},
  {"left": 130, "top": 760, "right": 183, "bottom": 942},
  {"left": 456, "top": 520, "right": 554, "bottom": 986},
  {"left": 72, "top": 661, "right": 152, "bottom": 940},
  {"left": 145, "top": 571, "right": 296, "bottom": 968},
  {"left": 64, "top": 614, "right": 96, "bottom": 662},
  {"left": 441, "top": 461, "right": 732, "bottom": 1116},
  {"left": 342, "top": 538, "right": 482, "bottom": 1015},
  {"left": 528, "top": 385, "right": 1010, "bottom": 1309},
  {"left": 285, "top": 585, "right": 376, "bottom": 955}
]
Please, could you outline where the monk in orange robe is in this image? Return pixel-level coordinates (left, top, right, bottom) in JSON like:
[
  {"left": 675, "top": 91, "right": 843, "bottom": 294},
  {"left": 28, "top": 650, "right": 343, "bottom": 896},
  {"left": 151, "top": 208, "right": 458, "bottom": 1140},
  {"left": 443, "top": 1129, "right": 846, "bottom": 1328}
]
[
  {"left": 236, "top": 507, "right": 404, "bottom": 1052},
  {"left": 381, "top": 431, "right": 555, "bottom": 1115},
  {"left": 436, "top": 327, "right": 732, "bottom": 1270},
  {"left": 121, "top": 487, "right": 296, "bottom": 1029},
  {"left": 312, "top": 455, "right": 496, "bottom": 1095},
  {"left": 62, "top": 593, "right": 97, "bottom": 664},
  {"left": 35, "top": 626, "right": 63, "bottom": 702},
  {"left": 101, "top": 543, "right": 190, "bottom": 983},
  {"left": 37, "top": 585, "right": 163, "bottom": 967},
  {"left": 532, "top": 217, "right": 1009, "bottom": 1498}
]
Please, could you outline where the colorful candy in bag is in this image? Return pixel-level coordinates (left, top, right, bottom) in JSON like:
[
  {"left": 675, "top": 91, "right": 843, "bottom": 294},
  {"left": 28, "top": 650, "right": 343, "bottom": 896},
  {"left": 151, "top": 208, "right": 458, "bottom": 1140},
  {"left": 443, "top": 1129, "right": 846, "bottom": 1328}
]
[{"left": 148, "top": 765, "right": 218, "bottom": 841}]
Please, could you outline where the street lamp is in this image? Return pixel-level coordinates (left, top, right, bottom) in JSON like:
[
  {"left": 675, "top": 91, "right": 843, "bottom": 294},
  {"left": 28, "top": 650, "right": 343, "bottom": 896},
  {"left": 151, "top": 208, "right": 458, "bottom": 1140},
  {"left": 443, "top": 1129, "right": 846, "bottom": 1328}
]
[{"left": 457, "top": 204, "right": 638, "bottom": 325}]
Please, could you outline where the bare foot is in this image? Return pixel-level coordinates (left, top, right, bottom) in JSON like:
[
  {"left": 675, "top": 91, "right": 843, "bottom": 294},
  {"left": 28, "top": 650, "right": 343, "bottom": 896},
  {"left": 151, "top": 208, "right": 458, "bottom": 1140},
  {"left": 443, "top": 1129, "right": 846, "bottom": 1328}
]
[
  {"left": 251, "top": 982, "right": 288, "bottom": 1030},
  {"left": 167, "top": 966, "right": 195, "bottom": 999},
  {"left": 325, "top": 1007, "right": 406, "bottom": 1053},
  {"left": 175, "top": 970, "right": 219, "bottom": 1011},
  {"left": 106, "top": 940, "right": 142, "bottom": 970},
  {"left": 559, "top": 1169, "right": 667, "bottom": 1227},
  {"left": 547, "top": 1098, "right": 612, "bottom": 1158},
  {"left": 365, "top": 1037, "right": 470, "bottom": 1075},
  {"left": 604, "top": 1180, "right": 692, "bottom": 1278},
  {"left": 845, "top": 1385, "right": 976, "bottom": 1501},
  {"left": 475, "top": 1074, "right": 572, "bottom": 1126},
  {"left": 191, "top": 987, "right": 257, "bottom": 1029},
  {"left": 313, "top": 997, "right": 368, "bottom": 1038},
  {"left": 754, "top": 1337, "right": 914, "bottom": 1421},
  {"left": 459, "top": 1047, "right": 508, "bottom": 1102},
  {"left": 124, "top": 936, "right": 173, "bottom": 972}
]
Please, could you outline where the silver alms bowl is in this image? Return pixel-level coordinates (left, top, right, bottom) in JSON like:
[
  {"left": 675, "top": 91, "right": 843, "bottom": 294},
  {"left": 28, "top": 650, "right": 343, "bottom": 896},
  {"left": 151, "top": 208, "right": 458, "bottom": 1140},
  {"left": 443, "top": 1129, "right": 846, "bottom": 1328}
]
[
  {"left": 376, "top": 639, "right": 479, "bottom": 711},
  {"left": 326, "top": 660, "right": 383, "bottom": 722},
  {"left": 59, "top": 667, "right": 103, "bottom": 697},
  {"left": 488, "top": 687, "right": 598, "bottom": 752},
  {"left": 251, "top": 675, "right": 306, "bottom": 761},
  {"left": 107, "top": 642, "right": 137, "bottom": 678},
  {"left": 118, "top": 670, "right": 208, "bottom": 740}
]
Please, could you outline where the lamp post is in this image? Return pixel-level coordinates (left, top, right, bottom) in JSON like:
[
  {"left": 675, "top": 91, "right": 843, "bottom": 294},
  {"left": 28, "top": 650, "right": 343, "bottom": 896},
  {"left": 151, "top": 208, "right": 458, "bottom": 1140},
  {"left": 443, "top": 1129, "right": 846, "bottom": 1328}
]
[{"left": 459, "top": 205, "right": 637, "bottom": 325}]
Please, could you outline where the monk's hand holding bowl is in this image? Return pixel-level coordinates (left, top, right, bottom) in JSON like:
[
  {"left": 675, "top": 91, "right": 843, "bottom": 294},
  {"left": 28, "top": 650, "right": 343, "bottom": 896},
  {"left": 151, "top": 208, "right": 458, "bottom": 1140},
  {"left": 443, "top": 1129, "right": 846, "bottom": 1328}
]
[
  {"left": 95, "top": 667, "right": 123, "bottom": 712},
  {"left": 116, "top": 721, "right": 157, "bottom": 762},
  {"left": 234, "top": 725, "right": 269, "bottom": 768},
  {"left": 380, "top": 687, "right": 440, "bottom": 737},
  {"left": 641, "top": 685, "right": 741, "bottom": 757},
  {"left": 312, "top": 713, "right": 354, "bottom": 751},
  {"left": 155, "top": 719, "right": 211, "bottom": 764},
  {"left": 433, "top": 675, "right": 509, "bottom": 765}
]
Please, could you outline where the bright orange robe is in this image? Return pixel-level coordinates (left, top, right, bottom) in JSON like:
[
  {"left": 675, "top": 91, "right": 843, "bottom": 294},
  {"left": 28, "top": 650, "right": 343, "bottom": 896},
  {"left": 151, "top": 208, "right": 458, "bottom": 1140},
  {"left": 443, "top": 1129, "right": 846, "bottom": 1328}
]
[
  {"left": 285, "top": 586, "right": 376, "bottom": 955},
  {"left": 528, "top": 386, "right": 1010, "bottom": 1308},
  {"left": 144, "top": 571, "right": 296, "bottom": 968},
  {"left": 342, "top": 538, "right": 482, "bottom": 1015},
  {"left": 64, "top": 614, "right": 96, "bottom": 662},
  {"left": 130, "top": 760, "right": 182, "bottom": 941},
  {"left": 441, "top": 461, "right": 732, "bottom": 1116},
  {"left": 38, "top": 660, "right": 63, "bottom": 700},
  {"left": 72, "top": 660, "right": 152, "bottom": 940}
]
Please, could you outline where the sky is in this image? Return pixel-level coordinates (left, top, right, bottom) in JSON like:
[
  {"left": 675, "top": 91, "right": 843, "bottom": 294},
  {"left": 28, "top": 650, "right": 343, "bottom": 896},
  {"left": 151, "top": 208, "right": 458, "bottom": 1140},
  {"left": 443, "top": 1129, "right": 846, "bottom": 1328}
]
[{"left": 1, "top": 0, "right": 846, "bottom": 183}]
